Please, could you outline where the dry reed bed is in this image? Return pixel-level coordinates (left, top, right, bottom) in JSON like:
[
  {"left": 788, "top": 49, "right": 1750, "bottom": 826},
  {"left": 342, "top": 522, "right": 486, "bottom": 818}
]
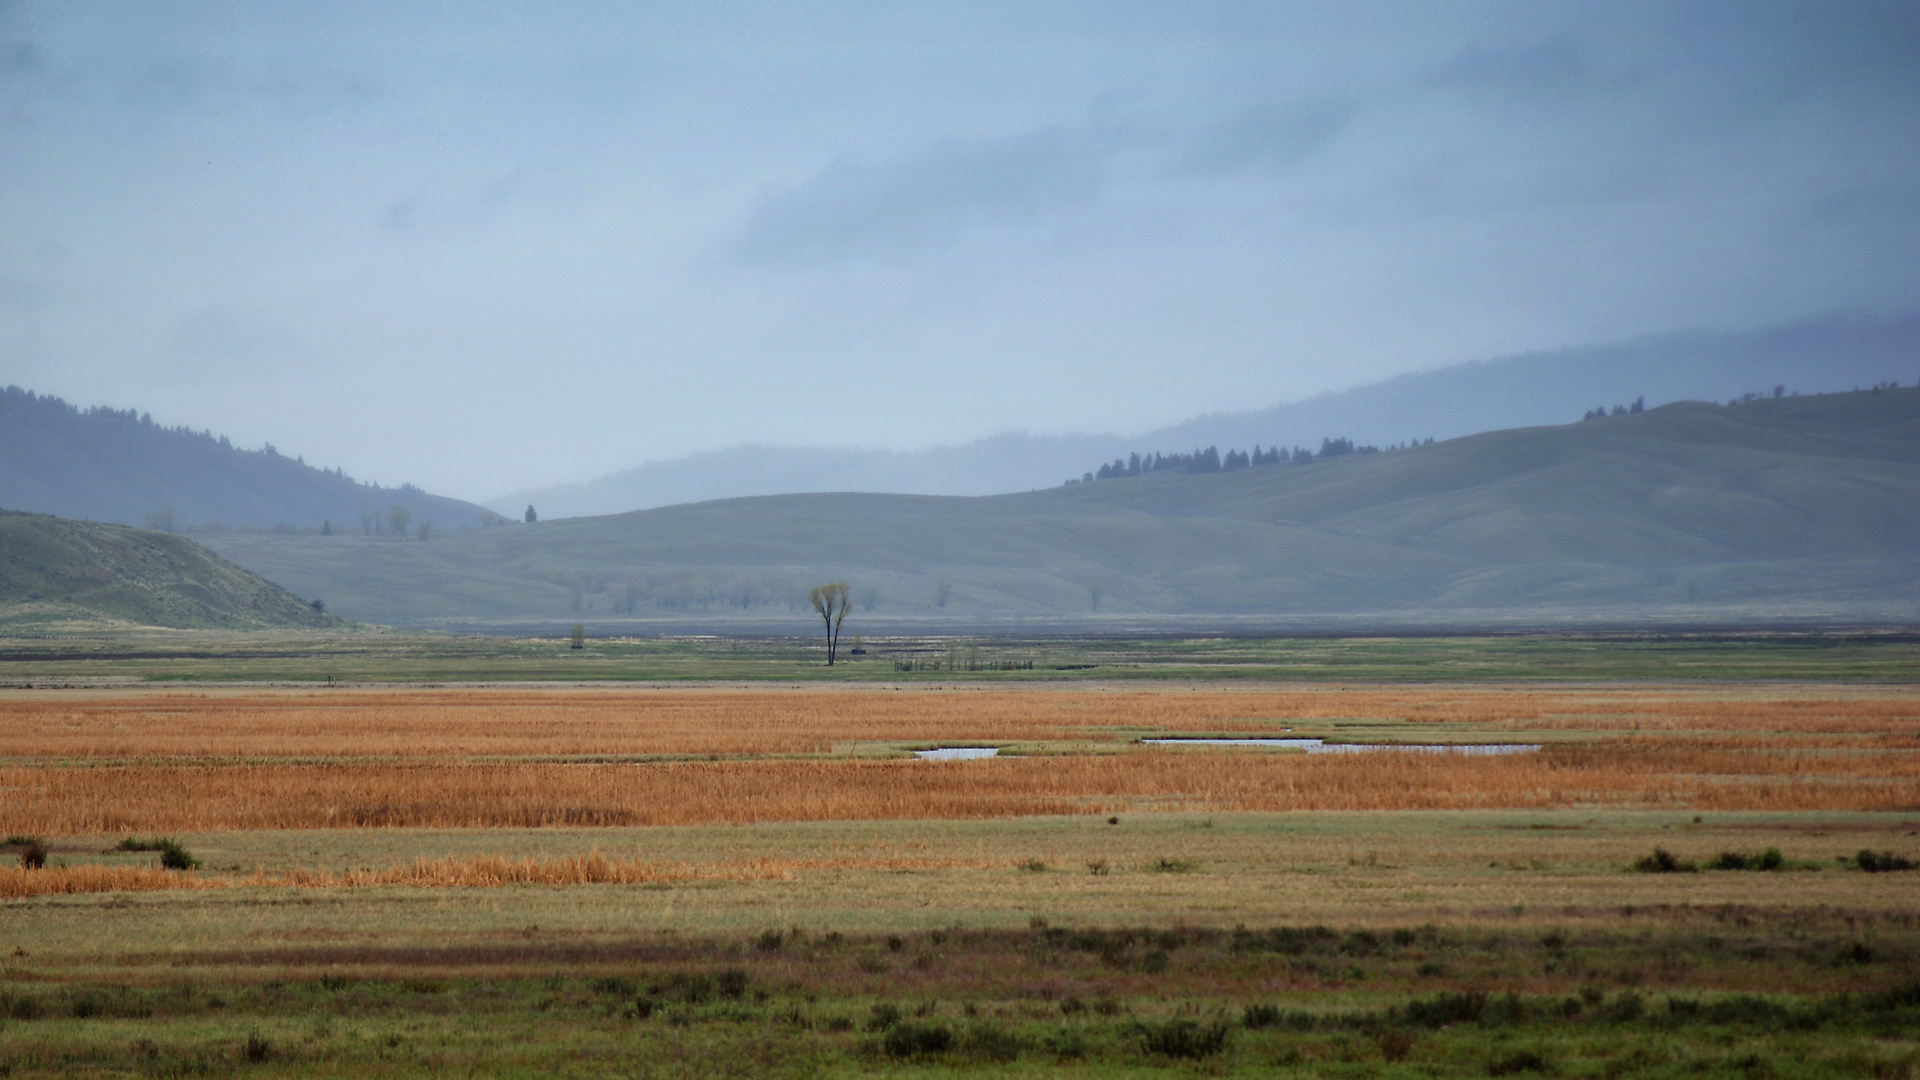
[
  {"left": 0, "top": 851, "right": 990, "bottom": 899},
  {"left": 9, "top": 748, "right": 1917, "bottom": 834},
  {"left": 4, "top": 687, "right": 1916, "bottom": 761}
]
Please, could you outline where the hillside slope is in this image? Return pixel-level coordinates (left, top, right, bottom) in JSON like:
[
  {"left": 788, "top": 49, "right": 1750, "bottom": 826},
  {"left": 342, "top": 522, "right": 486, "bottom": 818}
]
[
  {"left": 201, "top": 388, "right": 1920, "bottom": 626},
  {"left": 0, "top": 387, "right": 500, "bottom": 533},
  {"left": 0, "top": 510, "right": 342, "bottom": 631},
  {"left": 499, "top": 313, "right": 1920, "bottom": 517}
]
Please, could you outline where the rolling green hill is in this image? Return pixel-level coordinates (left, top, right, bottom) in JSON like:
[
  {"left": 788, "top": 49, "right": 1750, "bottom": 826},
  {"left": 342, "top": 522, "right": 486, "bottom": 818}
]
[
  {"left": 0, "top": 510, "right": 342, "bottom": 632},
  {"left": 196, "top": 389, "right": 1920, "bottom": 627}
]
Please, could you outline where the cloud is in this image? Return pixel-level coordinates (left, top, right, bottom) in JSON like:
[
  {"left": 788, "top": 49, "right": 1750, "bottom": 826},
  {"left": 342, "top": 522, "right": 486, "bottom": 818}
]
[
  {"left": 153, "top": 305, "right": 316, "bottom": 386},
  {"left": 1176, "top": 98, "right": 1354, "bottom": 175},
  {"left": 1427, "top": 35, "right": 1591, "bottom": 104},
  {"left": 0, "top": 274, "right": 52, "bottom": 312},
  {"left": 735, "top": 125, "right": 1109, "bottom": 266}
]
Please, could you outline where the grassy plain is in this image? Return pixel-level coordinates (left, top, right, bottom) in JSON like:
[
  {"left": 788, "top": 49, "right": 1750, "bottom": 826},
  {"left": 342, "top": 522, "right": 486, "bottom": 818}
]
[
  {"left": 1, "top": 672, "right": 1917, "bottom": 1076},
  {"left": 3, "top": 627, "right": 1919, "bottom": 683}
]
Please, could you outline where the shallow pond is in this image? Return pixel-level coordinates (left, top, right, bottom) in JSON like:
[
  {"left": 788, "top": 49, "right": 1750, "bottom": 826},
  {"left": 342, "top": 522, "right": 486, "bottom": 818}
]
[
  {"left": 1143, "top": 738, "right": 1539, "bottom": 755},
  {"left": 912, "top": 747, "right": 1001, "bottom": 761}
]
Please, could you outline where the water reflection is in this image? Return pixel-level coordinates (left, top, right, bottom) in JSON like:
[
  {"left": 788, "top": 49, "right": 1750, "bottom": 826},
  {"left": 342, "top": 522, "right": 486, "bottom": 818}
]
[
  {"left": 913, "top": 747, "right": 1001, "bottom": 761},
  {"left": 1143, "top": 738, "right": 1539, "bottom": 755}
]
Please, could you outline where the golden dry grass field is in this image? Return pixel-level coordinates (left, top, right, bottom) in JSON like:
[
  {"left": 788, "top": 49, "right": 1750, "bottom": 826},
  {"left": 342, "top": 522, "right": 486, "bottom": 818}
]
[{"left": 2, "top": 685, "right": 1916, "bottom": 835}]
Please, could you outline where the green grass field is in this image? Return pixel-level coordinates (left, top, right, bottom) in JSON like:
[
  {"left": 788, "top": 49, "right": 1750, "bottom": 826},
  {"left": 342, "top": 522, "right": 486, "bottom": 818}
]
[
  {"left": 5, "top": 811, "right": 1918, "bottom": 1077},
  {"left": 4, "top": 628, "right": 1919, "bottom": 684}
]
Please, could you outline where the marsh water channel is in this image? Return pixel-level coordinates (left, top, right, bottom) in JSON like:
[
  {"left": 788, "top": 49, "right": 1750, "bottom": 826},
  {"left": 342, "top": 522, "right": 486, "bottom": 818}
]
[{"left": 912, "top": 739, "right": 1540, "bottom": 760}]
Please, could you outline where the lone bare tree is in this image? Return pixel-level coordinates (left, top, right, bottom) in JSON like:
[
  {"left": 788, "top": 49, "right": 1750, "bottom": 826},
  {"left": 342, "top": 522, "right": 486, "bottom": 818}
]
[{"left": 809, "top": 582, "right": 852, "bottom": 665}]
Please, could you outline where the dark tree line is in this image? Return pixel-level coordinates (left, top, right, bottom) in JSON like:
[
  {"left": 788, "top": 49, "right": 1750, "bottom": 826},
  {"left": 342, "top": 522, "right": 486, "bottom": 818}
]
[
  {"left": 1074, "top": 436, "right": 1422, "bottom": 484},
  {"left": 1583, "top": 396, "right": 1646, "bottom": 420}
]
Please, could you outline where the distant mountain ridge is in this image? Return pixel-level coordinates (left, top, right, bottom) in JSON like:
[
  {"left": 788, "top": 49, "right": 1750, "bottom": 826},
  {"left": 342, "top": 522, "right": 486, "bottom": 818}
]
[
  {"left": 203, "top": 386, "right": 1920, "bottom": 627},
  {"left": 0, "top": 387, "right": 501, "bottom": 534},
  {"left": 499, "top": 313, "right": 1920, "bottom": 518},
  {"left": 0, "top": 508, "right": 341, "bottom": 631}
]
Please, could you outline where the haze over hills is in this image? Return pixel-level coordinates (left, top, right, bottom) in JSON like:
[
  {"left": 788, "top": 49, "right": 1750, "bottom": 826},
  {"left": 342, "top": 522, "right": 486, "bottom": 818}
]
[
  {"left": 200, "top": 387, "right": 1920, "bottom": 628},
  {"left": 498, "top": 314, "right": 1920, "bottom": 519},
  {"left": 0, "top": 387, "right": 502, "bottom": 534},
  {"left": 0, "top": 509, "right": 341, "bottom": 632}
]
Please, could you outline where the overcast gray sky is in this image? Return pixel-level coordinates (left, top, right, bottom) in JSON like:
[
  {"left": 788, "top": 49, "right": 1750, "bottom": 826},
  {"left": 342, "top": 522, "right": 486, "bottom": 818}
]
[{"left": 2, "top": 1, "right": 1916, "bottom": 499}]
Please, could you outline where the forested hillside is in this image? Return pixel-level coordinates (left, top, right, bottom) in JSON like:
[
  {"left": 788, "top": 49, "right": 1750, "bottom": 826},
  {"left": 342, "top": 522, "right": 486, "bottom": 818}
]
[
  {"left": 0, "top": 387, "right": 500, "bottom": 533},
  {"left": 0, "top": 510, "right": 341, "bottom": 631},
  {"left": 199, "top": 388, "right": 1920, "bottom": 626}
]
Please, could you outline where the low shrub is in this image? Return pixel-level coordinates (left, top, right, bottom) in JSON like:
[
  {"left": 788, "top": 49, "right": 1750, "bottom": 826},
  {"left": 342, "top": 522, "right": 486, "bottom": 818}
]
[
  {"left": 1402, "top": 992, "right": 1487, "bottom": 1028},
  {"left": 1016, "top": 858, "right": 1048, "bottom": 872},
  {"left": 1244, "top": 1003, "right": 1317, "bottom": 1030},
  {"left": 883, "top": 1021, "right": 953, "bottom": 1059},
  {"left": 18, "top": 840, "right": 47, "bottom": 870},
  {"left": 961, "top": 1020, "right": 1023, "bottom": 1062},
  {"left": 1632, "top": 848, "right": 1696, "bottom": 873},
  {"left": 1855, "top": 850, "right": 1916, "bottom": 873},
  {"left": 243, "top": 1032, "right": 272, "bottom": 1063},
  {"left": 1043, "top": 1027, "right": 1088, "bottom": 1059},
  {"left": 715, "top": 968, "right": 749, "bottom": 1000},
  {"left": 866, "top": 1003, "right": 902, "bottom": 1031},
  {"left": 157, "top": 839, "right": 199, "bottom": 871},
  {"left": 754, "top": 929, "right": 784, "bottom": 951},
  {"left": 1488, "top": 1049, "right": 1551, "bottom": 1076},
  {"left": 1379, "top": 1029, "right": 1417, "bottom": 1062},
  {"left": 1136, "top": 1018, "right": 1231, "bottom": 1059},
  {"left": 1710, "top": 848, "right": 1785, "bottom": 871}
]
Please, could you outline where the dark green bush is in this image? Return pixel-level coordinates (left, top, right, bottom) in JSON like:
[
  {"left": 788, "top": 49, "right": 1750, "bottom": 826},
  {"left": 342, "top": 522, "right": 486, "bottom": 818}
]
[
  {"left": 883, "top": 1021, "right": 953, "bottom": 1058},
  {"left": 866, "top": 1003, "right": 902, "bottom": 1031},
  {"left": 1855, "top": 849, "right": 1916, "bottom": 872},
  {"left": 715, "top": 968, "right": 749, "bottom": 1000},
  {"left": 1136, "top": 1018, "right": 1231, "bottom": 1058},
  {"left": 18, "top": 840, "right": 46, "bottom": 870},
  {"left": 1632, "top": 848, "right": 1695, "bottom": 873},
  {"left": 1488, "top": 1049, "right": 1551, "bottom": 1075},
  {"left": 157, "top": 839, "right": 199, "bottom": 871},
  {"left": 243, "top": 1032, "right": 272, "bottom": 1063},
  {"left": 1711, "top": 848, "right": 1785, "bottom": 871},
  {"left": 754, "top": 929, "right": 783, "bottom": 951},
  {"left": 961, "top": 1021, "right": 1023, "bottom": 1062},
  {"left": 1242, "top": 1003, "right": 1282, "bottom": 1029},
  {"left": 1402, "top": 992, "right": 1487, "bottom": 1028},
  {"left": 1043, "top": 1027, "right": 1088, "bottom": 1059},
  {"left": 654, "top": 973, "right": 714, "bottom": 1004}
]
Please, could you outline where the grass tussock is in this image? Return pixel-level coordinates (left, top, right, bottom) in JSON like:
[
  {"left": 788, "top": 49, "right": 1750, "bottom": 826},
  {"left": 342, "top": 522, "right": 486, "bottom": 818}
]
[{"left": 0, "top": 863, "right": 199, "bottom": 898}]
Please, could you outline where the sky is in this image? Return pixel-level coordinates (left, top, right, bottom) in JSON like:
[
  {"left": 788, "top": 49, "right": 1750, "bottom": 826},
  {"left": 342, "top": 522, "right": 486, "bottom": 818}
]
[{"left": 1, "top": 1, "right": 1916, "bottom": 500}]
